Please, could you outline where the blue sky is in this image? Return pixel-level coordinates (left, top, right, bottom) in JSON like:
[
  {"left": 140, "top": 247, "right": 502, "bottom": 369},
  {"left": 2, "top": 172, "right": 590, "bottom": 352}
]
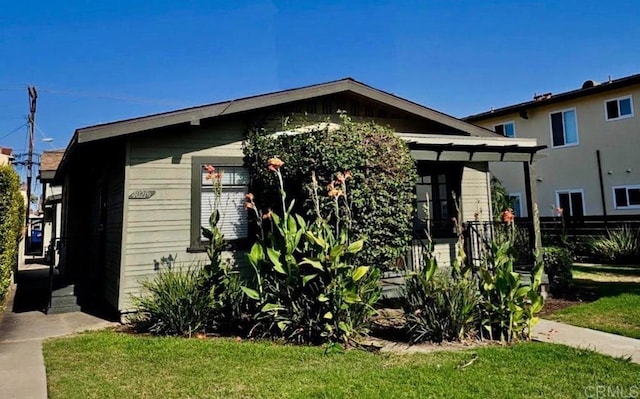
[{"left": 1, "top": 0, "right": 639, "bottom": 159}]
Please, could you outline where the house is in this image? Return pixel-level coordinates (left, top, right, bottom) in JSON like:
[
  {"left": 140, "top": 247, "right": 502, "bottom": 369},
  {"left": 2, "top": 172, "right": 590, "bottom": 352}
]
[
  {"left": 39, "top": 149, "right": 65, "bottom": 266},
  {"left": 465, "top": 73, "right": 640, "bottom": 220},
  {"left": 0, "top": 147, "right": 14, "bottom": 165},
  {"left": 51, "top": 78, "right": 545, "bottom": 314}
]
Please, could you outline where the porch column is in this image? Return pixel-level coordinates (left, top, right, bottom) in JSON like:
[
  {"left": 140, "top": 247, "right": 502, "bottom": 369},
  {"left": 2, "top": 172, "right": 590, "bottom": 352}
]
[{"left": 523, "top": 161, "right": 542, "bottom": 265}]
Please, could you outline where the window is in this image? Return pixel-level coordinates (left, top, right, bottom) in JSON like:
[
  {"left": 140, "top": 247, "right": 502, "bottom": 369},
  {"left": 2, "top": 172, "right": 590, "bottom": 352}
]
[
  {"left": 494, "top": 121, "right": 516, "bottom": 138},
  {"left": 549, "top": 109, "right": 578, "bottom": 147},
  {"left": 190, "top": 157, "right": 249, "bottom": 250},
  {"left": 605, "top": 96, "right": 633, "bottom": 121},
  {"left": 613, "top": 185, "right": 640, "bottom": 209},
  {"left": 509, "top": 193, "right": 523, "bottom": 217},
  {"left": 555, "top": 189, "right": 585, "bottom": 218}
]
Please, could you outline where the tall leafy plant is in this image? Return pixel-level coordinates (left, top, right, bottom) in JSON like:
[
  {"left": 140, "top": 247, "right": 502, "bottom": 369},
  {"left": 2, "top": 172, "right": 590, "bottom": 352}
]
[
  {"left": 242, "top": 158, "right": 381, "bottom": 346},
  {"left": 0, "top": 165, "right": 24, "bottom": 302}
]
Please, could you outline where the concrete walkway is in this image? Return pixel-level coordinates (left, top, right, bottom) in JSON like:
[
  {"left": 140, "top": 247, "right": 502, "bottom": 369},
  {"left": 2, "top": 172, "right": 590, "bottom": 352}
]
[
  {"left": 0, "top": 274, "right": 118, "bottom": 399},
  {"left": 533, "top": 319, "right": 640, "bottom": 364}
]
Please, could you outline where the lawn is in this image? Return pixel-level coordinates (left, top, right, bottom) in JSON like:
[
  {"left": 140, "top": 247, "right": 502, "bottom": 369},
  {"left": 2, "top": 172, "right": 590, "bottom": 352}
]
[
  {"left": 44, "top": 331, "right": 640, "bottom": 399},
  {"left": 548, "top": 263, "right": 640, "bottom": 339}
]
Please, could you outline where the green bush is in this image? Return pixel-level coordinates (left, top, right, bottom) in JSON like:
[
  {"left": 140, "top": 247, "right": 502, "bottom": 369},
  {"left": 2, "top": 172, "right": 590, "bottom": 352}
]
[
  {"left": 244, "top": 113, "right": 417, "bottom": 270},
  {"left": 588, "top": 225, "right": 640, "bottom": 264},
  {"left": 0, "top": 165, "right": 24, "bottom": 302},
  {"left": 541, "top": 246, "right": 573, "bottom": 296},
  {"left": 131, "top": 267, "right": 213, "bottom": 337},
  {"left": 242, "top": 161, "right": 381, "bottom": 346},
  {"left": 404, "top": 271, "right": 479, "bottom": 343}
]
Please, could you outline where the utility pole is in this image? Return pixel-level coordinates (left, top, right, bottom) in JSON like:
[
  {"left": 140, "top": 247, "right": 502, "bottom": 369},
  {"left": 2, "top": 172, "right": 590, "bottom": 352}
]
[{"left": 25, "top": 86, "right": 37, "bottom": 230}]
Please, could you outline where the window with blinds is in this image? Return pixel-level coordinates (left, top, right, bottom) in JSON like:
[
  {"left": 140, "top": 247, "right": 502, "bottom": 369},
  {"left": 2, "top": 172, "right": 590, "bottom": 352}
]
[{"left": 200, "top": 166, "right": 249, "bottom": 240}]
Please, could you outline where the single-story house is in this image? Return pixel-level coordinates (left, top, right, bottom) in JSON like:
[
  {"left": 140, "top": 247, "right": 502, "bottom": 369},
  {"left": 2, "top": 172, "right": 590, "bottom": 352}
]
[
  {"left": 51, "top": 78, "right": 545, "bottom": 314},
  {"left": 39, "top": 149, "right": 65, "bottom": 266}
]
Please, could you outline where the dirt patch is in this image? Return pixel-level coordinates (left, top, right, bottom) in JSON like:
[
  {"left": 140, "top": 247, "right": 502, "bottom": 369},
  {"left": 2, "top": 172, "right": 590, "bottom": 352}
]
[{"left": 538, "top": 297, "right": 585, "bottom": 317}]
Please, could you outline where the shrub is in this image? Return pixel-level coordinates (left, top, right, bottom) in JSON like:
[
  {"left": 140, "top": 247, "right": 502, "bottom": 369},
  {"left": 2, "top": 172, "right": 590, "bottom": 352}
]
[
  {"left": 244, "top": 113, "right": 417, "bottom": 270},
  {"left": 131, "top": 267, "right": 213, "bottom": 337},
  {"left": 541, "top": 246, "right": 573, "bottom": 296},
  {"left": 0, "top": 165, "right": 24, "bottom": 302},
  {"left": 404, "top": 268, "right": 479, "bottom": 343},
  {"left": 589, "top": 225, "right": 640, "bottom": 264},
  {"left": 241, "top": 160, "right": 381, "bottom": 346}
]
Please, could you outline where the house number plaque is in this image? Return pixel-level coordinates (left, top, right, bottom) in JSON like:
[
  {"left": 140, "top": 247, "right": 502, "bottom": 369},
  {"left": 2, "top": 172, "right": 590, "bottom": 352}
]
[{"left": 128, "top": 190, "right": 156, "bottom": 200}]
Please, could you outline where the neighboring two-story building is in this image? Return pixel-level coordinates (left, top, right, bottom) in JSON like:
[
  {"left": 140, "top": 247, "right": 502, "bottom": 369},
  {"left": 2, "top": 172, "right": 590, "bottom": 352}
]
[
  {"left": 0, "top": 147, "right": 14, "bottom": 165},
  {"left": 465, "top": 73, "right": 640, "bottom": 219}
]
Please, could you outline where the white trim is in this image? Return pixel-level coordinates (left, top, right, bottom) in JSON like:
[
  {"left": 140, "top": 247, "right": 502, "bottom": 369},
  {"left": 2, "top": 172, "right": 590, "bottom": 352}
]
[
  {"left": 604, "top": 95, "right": 634, "bottom": 122},
  {"left": 508, "top": 192, "right": 523, "bottom": 217},
  {"left": 493, "top": 120, "right": 516, "bottom": 138},
  {"left": 612, "top": 184, "right": 640, "bottom": 209},
  {"left": 549, "top": 107, "right": 579, "bottom": 149},
  {"left": 554, "top": 188, "right": 586, "bottom": 216}
]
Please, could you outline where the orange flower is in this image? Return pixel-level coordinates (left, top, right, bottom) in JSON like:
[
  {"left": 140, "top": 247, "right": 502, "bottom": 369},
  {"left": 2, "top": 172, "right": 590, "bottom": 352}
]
[
  {"left": 328, "top": 188, "right": 343, "bottom": 198},
  {"left": 213, "top": 172, "right": 223, "bottom": 180},
  {"left": 473, "top": 212, "right": 479, "bottom": 221},
  {"left": 205, "top": 174, "right": 213, "bottom": 181},
  {"left": 555, "top": 207, "right": 563, "bottom": 216},
  {"left": 502, "top": 208, "right": 515, "bottom": 223},
  {"left": 245, "top": 202, "right": 254, "bottom": 210},
  {"left": 203, "top": 165, "right": 215, "bottom": 174},
  {"left": 245, "top": 193, "right": 255, "bottom": 201},
  {"left": 262, "top": 211, "right": 272, "bottom": 220},
  {"left": 336, "top": 172, "right": 345, "bottom": 184},
  {"left": 267, "top": 157, "right": 284, "bottom": 172},
  {"left": 344, "top": 171, "right": 352, "bottom": 180}
]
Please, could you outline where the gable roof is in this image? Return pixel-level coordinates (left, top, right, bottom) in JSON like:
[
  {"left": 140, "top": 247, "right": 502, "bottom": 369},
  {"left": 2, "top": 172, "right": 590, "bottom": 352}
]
[
  {"left": 464, "top": 73, "right": 640, "bottom": 122},
  {"left": 75, "top": 78, "right": 499, "bottom": 143}
]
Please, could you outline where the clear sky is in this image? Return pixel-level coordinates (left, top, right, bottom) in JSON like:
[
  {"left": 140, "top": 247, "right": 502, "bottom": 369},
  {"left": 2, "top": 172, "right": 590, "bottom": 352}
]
[{"left": 1, "top": 0, "right": 639, "bottom": 159}]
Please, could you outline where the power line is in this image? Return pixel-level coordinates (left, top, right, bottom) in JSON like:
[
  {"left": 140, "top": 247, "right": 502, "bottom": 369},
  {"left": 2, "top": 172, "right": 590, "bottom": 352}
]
[
  {"left": 38, "top": 87, "right": 187, "bottom": 108},
  {"left": 0, "top": 122, "right": 27, "bottom": 141}
]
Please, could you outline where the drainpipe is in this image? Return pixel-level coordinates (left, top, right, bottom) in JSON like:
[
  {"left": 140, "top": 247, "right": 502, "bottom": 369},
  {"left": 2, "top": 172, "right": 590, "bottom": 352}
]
[{"left": 596, "top": 150, "right": 607, "bottom": 224}]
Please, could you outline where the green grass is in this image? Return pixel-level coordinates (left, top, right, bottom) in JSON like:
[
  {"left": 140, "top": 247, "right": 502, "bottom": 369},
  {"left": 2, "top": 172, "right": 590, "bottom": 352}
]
[
  {"left": 44, "top": 330, "right": 640, "bottom": 399},
  {"left": 548, "top": 263, "right": 640, "bottom": 339}
]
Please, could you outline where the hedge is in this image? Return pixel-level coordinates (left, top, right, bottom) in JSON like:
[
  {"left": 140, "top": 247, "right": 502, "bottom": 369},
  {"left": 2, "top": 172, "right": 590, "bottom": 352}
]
[
  {"left": 0, "top": 165, "right": 24, "bottom": 302},
  {"left": 244, "top": 113, "right": 417, "bottom": 270}
]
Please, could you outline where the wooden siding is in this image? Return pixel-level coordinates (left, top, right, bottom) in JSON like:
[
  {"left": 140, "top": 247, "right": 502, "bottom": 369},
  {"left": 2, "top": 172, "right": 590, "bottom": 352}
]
[
  {"left": 461, "top": 162, "right": 492, "bottom": 222},
  {"left": 118, "top": 121, "right": 246, "bottom": 311}
]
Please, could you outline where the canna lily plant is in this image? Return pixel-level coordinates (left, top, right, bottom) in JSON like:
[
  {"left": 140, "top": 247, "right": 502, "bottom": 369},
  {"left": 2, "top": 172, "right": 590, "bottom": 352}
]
[{"left": 241, "top": 158, "right": 381, "bottom": 346}]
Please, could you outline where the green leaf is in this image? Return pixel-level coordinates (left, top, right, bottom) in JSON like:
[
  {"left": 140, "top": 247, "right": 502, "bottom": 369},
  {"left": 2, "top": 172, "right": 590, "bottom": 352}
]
[
  {"left": 302, "top": 274, "right": 318, "bottom": 286},
  {"left": 277, "top": 321, "right": 288, "bottom": 331},
  {"left": 346, "top": 239, "right": 364, "bottom": 253},
  {"left": 317, "top": 294, "right": 329, "bottom": 302},
  {"left": 247, "top": 243, "right": 264, "bottom": 267},
  {"left": 343, "top": 291, "right": 362, "bottom": 304},
  {"left": 323, "top": 311, "right": 333, "bottom": 319},
  {"left": 240, "top": 286, "right": 260, "bottom": 300},
  {"left": 305, "top": 231, "right": 327, "bottom": 249},
  {"left": 299, "top": 257, "right": 324, "bottom": 271},
  {"left": 330, "top": 244, "right": 345, "bottom": 258},
  {"left": 351, "top": 266, "right": 369, "bottom": 282},
  {"left": 267, "top": 247, "right": 286, "bottom": 274},
  {"left": 338, "top": 321, "right": 350, "bottom": 333},
  {"left": 261, "top": 303, "right": 284, "bottom": 312}
]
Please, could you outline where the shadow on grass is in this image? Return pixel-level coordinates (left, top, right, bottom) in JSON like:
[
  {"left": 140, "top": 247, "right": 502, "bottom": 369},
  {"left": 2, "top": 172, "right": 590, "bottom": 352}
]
[
  {"left": 573, "top": 264, "right": 640, "bottom": 277},
  {"left": 572, "top": 278, "right": 640, "bottom": 301}
]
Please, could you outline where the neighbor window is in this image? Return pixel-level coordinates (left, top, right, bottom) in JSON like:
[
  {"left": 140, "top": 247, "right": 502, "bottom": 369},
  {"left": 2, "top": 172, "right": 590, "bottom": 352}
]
[
  {"left": 190, "top": 157, "right": 249, "bottom": 249},
  {"left": 605, "top": 96, "right": 633, "bottom": 121},
  {"left": 550, "top": 109, "right": 578, "bottom": 147},
  {"left": 494, "top": 121, "right": 516, "bottom": 138},
  {"left": 613, "top": 185, "right": 640, "bottom": 209},
  {"left": 556, "top": 189, "right": 585, "bottom": 218},
  {"left": 509, "top": 193, "right": 523, "bottom": 217}
]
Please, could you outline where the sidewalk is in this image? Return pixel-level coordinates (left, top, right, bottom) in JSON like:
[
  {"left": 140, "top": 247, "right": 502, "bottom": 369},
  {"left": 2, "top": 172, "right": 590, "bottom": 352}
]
[
  {"left": 0, "top": 273, "right": 118, "bottom": 399},
  {"left": 533, "top": 319, "right": 640, "bottom": 364}
]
